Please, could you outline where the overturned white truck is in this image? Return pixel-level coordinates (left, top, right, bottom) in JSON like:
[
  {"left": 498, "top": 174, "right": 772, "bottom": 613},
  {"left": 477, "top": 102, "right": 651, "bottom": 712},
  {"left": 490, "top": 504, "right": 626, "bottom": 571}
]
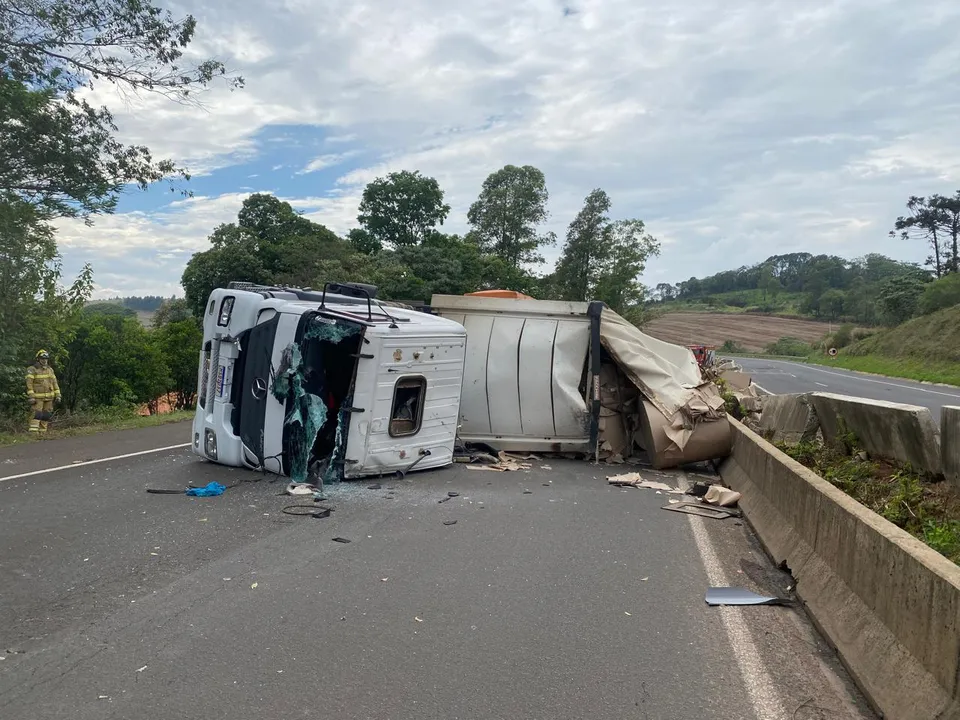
[
  {"left": 193, "top": 282, "right": 731, "bottom": 482},
  {"left": 430, "top": 294, "right": 732, "bottom": 468},
  {"left": 192, "top": 282, "right": 467, "bottom": 482}
]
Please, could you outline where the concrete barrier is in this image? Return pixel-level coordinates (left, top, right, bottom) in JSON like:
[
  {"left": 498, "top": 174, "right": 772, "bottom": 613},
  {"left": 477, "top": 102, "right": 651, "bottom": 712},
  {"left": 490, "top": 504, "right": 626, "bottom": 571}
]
[
  {"left": 809, "top": 392, "right": 942, "bottom": 475},
  {"left": 944, "top": 406, "right": 960, "bottom": 490},
  {"left": 758, "top": 392, "right": 818, "bottom": 444},
  {"left": 720, "top": 419, "right": 960, "bottom": 720}
]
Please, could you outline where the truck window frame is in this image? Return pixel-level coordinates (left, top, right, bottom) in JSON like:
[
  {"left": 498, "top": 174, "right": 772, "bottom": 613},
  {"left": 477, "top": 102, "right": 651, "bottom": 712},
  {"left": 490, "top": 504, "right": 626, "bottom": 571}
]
[{"left": 389, "top": 375, "right": 427, "bottom": 437}]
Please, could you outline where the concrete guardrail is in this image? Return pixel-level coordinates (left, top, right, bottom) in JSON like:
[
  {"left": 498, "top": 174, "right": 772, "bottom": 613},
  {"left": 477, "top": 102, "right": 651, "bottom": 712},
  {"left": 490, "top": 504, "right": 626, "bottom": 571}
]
[{"left": 720, "top": 419, "right": 960, "bottom": 720}]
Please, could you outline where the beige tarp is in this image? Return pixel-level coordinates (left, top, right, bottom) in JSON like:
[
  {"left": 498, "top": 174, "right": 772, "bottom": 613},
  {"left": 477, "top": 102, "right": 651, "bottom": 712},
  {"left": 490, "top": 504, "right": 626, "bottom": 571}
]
[{"left": 598, "top": 308, "right": 728, "bottom": 458}]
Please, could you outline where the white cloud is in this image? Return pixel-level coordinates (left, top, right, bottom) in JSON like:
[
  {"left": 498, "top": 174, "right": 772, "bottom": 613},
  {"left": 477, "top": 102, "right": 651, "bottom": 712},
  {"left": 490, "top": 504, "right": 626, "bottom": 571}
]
[
  {"left": 55, "top": 0, "right": 960, "bottom": 294},
  {"left": 297, "top": 151, "right": 359, "bottom": 175}
]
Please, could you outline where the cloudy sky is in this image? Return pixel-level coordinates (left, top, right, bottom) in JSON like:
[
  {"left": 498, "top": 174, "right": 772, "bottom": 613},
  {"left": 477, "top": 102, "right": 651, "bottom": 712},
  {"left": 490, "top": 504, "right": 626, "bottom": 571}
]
[{"left": 54, "top": 0, "right": 960, "bottom": 298}]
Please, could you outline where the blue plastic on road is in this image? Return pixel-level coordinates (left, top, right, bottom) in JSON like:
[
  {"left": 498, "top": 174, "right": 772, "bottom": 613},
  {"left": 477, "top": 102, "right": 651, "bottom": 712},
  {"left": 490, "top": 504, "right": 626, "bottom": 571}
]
[{"left": 185, "top": 481, "right": 227, "bottom": 497}]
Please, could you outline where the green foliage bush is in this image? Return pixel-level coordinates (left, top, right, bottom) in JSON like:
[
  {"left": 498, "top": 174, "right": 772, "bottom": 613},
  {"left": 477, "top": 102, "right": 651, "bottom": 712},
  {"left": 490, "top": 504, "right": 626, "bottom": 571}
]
[{"left": 764, "top": 336, "right": 811, "bottom": 356}]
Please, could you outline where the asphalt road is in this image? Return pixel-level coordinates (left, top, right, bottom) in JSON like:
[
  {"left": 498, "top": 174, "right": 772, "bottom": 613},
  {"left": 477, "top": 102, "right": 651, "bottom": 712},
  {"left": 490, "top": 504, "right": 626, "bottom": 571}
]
[
  {"left": 734, "top": 357, "right": 960, "bottom": 419},
  {"left": 0, "top": 423, "right": 875, "bottom": 720}
]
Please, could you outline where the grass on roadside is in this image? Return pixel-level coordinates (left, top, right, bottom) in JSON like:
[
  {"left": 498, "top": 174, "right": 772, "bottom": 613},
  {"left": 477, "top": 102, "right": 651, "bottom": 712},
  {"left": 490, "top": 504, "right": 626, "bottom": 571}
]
[
  {"left": 777, "top": 435, "right": 960, "bottom": 565},
  {"left": 806, "top": 354, "right": 960, "bottom": 387},
  {"left": 0, "top": 408, "right": 193, "bottom": 448}
]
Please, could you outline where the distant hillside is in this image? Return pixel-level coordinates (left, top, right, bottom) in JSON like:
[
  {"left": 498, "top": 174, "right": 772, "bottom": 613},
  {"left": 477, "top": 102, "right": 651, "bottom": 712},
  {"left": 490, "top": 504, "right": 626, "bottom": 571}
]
[
  {"left": 843, "top": 305, "right": 960, "bottom": 363},
  {"left": 652, "top": 252, "right": 930, "bottom": 326},
  {"left": 643, "top": 312, "right": 832, "bottom": 352}
]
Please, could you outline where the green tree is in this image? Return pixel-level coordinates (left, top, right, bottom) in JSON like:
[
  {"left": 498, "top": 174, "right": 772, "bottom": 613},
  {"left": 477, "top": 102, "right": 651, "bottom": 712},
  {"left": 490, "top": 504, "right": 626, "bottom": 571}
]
[
  {"left": 152, "top": 298, "right": 192, "bottom": 328},
  {"left": 553, "top": 189, "right": 611, "bottom": 302},
  {"left": 818, "top": 288, "right": 846, "bottom": 320},
  {"left": 60, "top": 313, "right": 169, "bottom": 411},
  {"left": 876, "top": 275, "right": 926, "bottom": 325},
  {"left": 918, "top": 273, "right": 960, "bottom": 315},
  {"left": 1, "top": 0, "right": 241, "bottom": 220},
  {"left": 155, "top": 319, "right": 202, "bottom": 409},
  {"left": 181, "top": 225, "right": 269, "bottom": 317},
  {"left": 890, "top": 196, "right": 948, "bottom": 279},
  {"left": 0, "top": 199, "right": 92, "bottom": 420},
  {"left": 553, "top": 190, "right": 660, "bottom": 312},
  {"left": 929, "top": 191, "right": 960, "bottom": 274},
  {"left": 592, "top": 219, "right": 660, "bottom": 313},
  {"left": 466, "top": 165, "right": 553, "bottom": 267},
  {"left": 347, "top": 228, "right": 382, "bottom": 256},
  {"left": 357, "top": 170, "right": 450, "bottom": 247}
]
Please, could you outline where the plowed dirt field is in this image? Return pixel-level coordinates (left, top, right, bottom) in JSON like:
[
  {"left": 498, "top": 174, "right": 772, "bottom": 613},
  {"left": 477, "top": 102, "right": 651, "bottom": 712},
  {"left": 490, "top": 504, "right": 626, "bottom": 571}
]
[{"left": 643, "top": 312, "right": 832, "bottom": 351}]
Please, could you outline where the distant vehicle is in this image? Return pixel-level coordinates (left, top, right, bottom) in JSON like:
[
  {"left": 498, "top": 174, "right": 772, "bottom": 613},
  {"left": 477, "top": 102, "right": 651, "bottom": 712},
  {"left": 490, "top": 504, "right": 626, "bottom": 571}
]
[
  {"left": 687, "top": 344, "right": 716, "bottom": 368},
  {"left": 192, "top": 282, "right": 467, "bottom": 482}
]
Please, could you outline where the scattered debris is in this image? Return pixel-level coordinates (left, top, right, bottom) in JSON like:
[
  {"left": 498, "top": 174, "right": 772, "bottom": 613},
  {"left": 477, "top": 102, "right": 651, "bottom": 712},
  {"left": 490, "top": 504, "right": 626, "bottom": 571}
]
[
  {"left": 640, "top": 577, "right": 649, "bottom": 581},
  {"left": 185, "top": 482, "right": 226, "bottom": 497},
  {"left": 705, "top": 587, "right": 790, "bottom": 606},
  {"left": 381, "top": 578, "right": 388, "bottom": 582},
  {"left": 414, "top": 616, "right": 423, "bottom": 623},
  {"left": 286, "top": 482, "right": 319, "bottom": 496},
  {"left": 540, "top": 465, "right": 552, "bottom": 470},
  {"left": 465, "top": 451, "right": 534, "bottom": 472},
  {"left": 136, "top": 665, "right": 148, "bottom": 673},
  {"left": 443, "top": 520, "right": 458, "bottom": 526},
  {"left": 251, "top": 583, "right": 258, "bottom": 589},
  {"left": 607, "top": 473, "right": 684, "bottom": 493},
  {"left": 332, "top": 537, "right": 351, "bottom": 544},
  {"left": 662, "top": 502, "right": 738, "bottom": 520},
  {"left": 523, "top": 490, "right": 532, "bottom": 494},
  {"left": 367, "top": 483, "right": 382, "bottom": 490},
  {"left": 448, "top": 491, "right": 459, "bottom": 497},
  {"left": 624, "top": 611, "right": 632, "bottom": 616},
  {"left": 686, "top": 481, "right": 711, "bottom": 498},
  {"left": 98, "top": 695, "right": 109, "bottom": 700},
  {"left": 282, "top": 504, "right": 332, "bottom": 519},
  {"left": 703, "top": 485, "right": 741, "bottom": 508}
]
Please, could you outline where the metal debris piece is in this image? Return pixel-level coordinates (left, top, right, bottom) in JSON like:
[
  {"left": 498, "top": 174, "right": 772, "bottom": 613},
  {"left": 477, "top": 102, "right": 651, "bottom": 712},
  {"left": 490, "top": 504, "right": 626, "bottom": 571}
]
[
  {"left": 448, "top": 491, "right": 459, "bottom": 497},
  {"left": 661, "top": 502, "right": 738, "bottom": 520},
  {"left": 332, "top": 537, "right": 351, "bottom": 544},
  {"left": 367, "top": 484, "right": 382, "bottom": 490},
  {"left": 705, "top": 587, "right": 789, "bottom": 606},
  {"left": 443, "top": 520, "right": 458, "bottom": 526}
]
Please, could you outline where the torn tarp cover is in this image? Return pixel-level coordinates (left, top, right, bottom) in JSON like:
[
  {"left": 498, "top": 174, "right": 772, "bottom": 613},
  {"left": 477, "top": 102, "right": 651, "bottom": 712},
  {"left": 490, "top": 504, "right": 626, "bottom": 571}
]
[{"left": 597, "top": 308, "right": 726, "bottom": 451}]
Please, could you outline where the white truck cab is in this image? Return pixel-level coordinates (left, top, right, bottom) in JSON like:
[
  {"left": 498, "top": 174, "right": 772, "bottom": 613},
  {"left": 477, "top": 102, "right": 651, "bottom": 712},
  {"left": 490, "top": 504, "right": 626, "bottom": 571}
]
[{"left": 193, "top": 282, "right": 467, "bottom": 482}]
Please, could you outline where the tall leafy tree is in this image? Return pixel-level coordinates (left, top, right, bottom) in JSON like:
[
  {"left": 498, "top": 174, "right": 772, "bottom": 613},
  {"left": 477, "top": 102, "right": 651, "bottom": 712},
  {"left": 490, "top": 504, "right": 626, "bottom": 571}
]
[
  {"left": 553, "top": 189, "right": 611, "bottom": 302},
  {"left": 929, "top": 191, "right": 960, "bottom": 274},
  {"left": 552, "top": 189, "right": 660, "bottom": 312},
  {"left": 1, "top": 0, "right": 242, "bottom": 220},
  {"left": 181, "top": 194, "right": 349, "bottom": 315},
  {"left": 876, "top": 275, "right": 926, "bottom": 325},
  {"left": 467, "top": 165, "right": 553, "bottom": 267},
  {"left": 890, "top": 196, "right": 948, "bottom": 278},
  {"left": 357, "top": 170, "right": 450, "bottom": 247}
]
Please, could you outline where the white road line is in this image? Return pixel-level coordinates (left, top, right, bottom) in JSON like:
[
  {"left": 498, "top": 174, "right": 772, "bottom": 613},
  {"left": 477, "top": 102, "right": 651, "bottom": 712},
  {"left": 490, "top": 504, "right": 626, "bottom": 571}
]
[
  {"left": 0, "top": 443, "right": 191, "bottom": 483},
  {"left": 789, "top": 374, "right": 797, "bottom": 378},
  {"left": 752, "top": 383, "right": 771, "bottom": 396},
  {"left": 752, "top": 359, "right": 960, "bottom": 399},
  {"left": 687, "top": 513, "right": 788, "bottom": 720},
  {"left": 815, "top": 382, "right": 828, "bottom": 387}
]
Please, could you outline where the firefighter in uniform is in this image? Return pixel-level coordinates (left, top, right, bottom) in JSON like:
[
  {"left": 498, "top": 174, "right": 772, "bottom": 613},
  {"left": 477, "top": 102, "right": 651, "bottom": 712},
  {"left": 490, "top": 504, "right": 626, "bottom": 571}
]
[{"left": 26, "top": 350, "right": 61, "bottom": 433}]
